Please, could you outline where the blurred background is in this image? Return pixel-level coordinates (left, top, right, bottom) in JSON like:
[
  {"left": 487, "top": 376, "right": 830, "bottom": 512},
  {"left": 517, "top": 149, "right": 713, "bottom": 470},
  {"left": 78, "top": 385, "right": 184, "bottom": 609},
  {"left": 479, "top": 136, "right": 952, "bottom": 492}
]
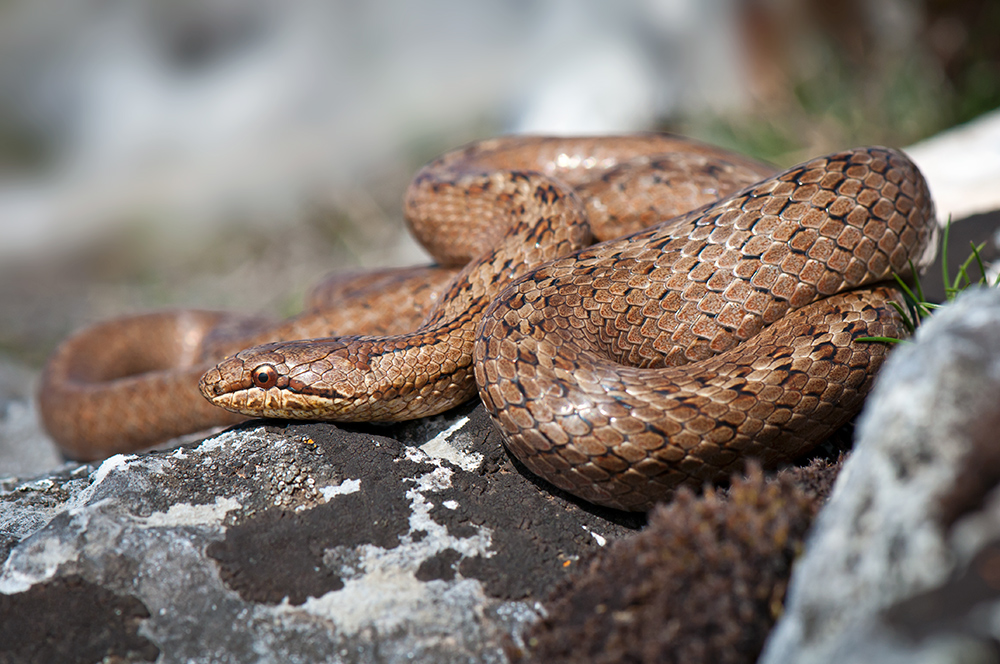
[{"left": 1, "top": 0, "right": 999, "bottom": 472}]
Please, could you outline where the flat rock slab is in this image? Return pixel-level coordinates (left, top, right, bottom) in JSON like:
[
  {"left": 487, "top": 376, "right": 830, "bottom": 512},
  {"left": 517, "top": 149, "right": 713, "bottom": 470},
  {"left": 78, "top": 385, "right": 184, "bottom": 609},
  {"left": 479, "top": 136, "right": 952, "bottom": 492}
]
[{"left": 0, "top": 402, "right": 642, "bottom": 664}]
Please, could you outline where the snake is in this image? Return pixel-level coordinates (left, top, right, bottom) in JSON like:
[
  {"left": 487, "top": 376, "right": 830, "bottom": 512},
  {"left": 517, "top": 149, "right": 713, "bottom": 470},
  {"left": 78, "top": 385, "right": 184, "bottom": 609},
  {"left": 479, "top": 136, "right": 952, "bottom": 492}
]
[
  {"left": 38, "top": 265, "right": 458, "bottom": 459},
  {"left": 39, "top": 135, "right": 936, "bottom": 511}
]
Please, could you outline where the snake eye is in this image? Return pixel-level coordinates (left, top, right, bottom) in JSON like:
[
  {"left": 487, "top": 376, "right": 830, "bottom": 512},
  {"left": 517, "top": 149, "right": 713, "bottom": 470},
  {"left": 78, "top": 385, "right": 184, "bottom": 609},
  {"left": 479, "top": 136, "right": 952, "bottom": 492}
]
[{"left": 251, "top": 364, "right": 278, "bottom": 389}]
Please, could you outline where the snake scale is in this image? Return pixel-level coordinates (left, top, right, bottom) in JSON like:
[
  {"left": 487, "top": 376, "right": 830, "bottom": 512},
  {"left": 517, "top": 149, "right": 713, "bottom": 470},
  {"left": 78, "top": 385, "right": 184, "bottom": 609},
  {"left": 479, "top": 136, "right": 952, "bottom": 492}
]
[{"left": 40, "top": 134, "right": 936, "bottom": 511}]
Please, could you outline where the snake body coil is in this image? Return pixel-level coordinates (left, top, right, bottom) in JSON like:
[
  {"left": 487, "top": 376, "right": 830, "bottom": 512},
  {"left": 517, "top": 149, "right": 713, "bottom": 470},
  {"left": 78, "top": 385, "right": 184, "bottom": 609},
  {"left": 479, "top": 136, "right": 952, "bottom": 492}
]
[{"left": 40, "top": 135, "right": 936, "bottom": 510}]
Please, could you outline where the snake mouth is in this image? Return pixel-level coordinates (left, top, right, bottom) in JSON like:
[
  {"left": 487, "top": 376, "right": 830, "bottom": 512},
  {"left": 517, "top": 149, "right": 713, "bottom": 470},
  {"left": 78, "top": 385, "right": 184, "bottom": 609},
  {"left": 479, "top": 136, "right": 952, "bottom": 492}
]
[{"left": 205, "top": 384, "right": 342, "bottom": 419}]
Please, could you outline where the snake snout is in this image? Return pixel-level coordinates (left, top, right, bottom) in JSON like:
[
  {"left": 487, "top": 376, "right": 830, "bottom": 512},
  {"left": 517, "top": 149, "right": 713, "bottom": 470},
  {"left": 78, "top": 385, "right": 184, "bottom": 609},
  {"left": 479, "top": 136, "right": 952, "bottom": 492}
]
[
  {"left": 198, "top": 354, "right": 256, "bottom": 399},
  {"left": 198, "top": 364, "right": 230, "bottom": 400}
]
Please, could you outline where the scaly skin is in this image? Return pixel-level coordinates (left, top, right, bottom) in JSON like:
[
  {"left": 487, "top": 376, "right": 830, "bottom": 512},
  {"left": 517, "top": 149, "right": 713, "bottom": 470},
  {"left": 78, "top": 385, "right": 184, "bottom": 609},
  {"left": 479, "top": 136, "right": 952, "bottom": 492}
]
[{"left": 199, "top": 144, "right": 935, "bottom": 510}]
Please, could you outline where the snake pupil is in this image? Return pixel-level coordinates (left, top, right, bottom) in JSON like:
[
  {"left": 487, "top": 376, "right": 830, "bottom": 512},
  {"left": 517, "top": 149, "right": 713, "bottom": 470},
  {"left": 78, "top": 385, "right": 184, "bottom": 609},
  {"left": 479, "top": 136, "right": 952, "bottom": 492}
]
[{"left": 252, "top": 365, "right": 277, "bottom": 389}]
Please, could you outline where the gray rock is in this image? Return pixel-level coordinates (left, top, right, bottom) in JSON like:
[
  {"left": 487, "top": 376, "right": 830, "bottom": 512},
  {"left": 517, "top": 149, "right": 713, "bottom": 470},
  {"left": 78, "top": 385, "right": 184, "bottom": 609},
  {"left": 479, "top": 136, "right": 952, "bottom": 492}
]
[
  {"left": 0, "top": 402, "right": 642, "bottom": 663},
  {"left": 761, "top": 287, "right": 1000, "bottom": 664},
  {"left": 0, "top": 356, "right": 62, "bottom": 478}
]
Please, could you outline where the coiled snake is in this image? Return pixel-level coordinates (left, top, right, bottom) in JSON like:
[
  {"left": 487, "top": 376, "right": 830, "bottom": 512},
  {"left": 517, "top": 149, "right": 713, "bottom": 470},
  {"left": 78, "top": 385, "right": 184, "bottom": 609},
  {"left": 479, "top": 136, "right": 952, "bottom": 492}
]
[{"left": 40, "top": 135, "right": 936, "bottom": 511}]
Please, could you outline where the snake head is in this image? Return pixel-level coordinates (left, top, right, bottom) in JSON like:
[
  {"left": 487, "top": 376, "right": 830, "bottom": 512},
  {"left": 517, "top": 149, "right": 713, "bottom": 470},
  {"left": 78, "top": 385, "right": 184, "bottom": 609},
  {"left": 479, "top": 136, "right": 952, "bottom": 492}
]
[{"left": 199, "top": 339, "right": 372, "bottom": 420}]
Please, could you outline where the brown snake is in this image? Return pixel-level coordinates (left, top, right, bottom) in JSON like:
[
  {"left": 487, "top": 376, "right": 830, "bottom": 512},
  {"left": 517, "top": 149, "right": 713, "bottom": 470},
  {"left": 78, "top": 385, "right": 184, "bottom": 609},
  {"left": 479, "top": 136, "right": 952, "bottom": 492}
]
[{"left": 40, "top": 135, "right": 936, "bottom": 511}]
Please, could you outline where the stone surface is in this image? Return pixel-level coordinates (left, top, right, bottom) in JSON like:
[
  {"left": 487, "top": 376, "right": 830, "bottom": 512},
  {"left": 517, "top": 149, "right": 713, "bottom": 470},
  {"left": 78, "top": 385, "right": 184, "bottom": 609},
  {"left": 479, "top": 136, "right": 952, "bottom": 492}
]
[
  {"left": 0, "top": 401, "right": 643, "bottom": 663},
  {"left": 760, "top": 287, "right": 1000, "bottom": 664},
  {"left": 0, "top": 357, "right": 61, "bottom": 478},
  {"left": 907, "top": 108, "right": 1000, "bottom": 223}
]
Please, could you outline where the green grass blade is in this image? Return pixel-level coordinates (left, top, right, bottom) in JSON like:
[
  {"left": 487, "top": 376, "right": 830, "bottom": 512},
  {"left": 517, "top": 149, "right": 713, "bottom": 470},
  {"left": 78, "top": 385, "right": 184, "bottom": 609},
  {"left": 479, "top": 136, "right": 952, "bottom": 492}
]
[
  {"left": 888, "top": 299, "right": 915, "bottom": 334},
  {"left": 970, "top": 241, "right": 988, "bottom": 285},
  {"left": 941, "top": 217, "right": 951, "bottom": 298},
  {"left": 891, "top": 273, "right": 919, "bottom": 303},
  {"left": 856, "top": 336, "right": 908, "bottom": 344},
  {"left": 951, "top": 250, "right": 982, "bottom": 295},
  {"left": 908, "top": 258, "right": 926, "bottom": 303},
  {"left": 891, "top": 274, "right": 933, "bottom": 320}
]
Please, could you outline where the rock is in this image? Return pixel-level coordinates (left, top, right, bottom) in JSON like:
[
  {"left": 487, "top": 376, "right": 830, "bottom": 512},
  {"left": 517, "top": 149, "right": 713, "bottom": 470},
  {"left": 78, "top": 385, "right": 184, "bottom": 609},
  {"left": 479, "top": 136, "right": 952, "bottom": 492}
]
[
  {"left": 0, "top": 356, "right": 62, "bottom": 478},
  {"left": 0, "top": 401, "right": 643, "bottom": 663},
  {"left": 760, "top": 287, "right": 1000, "bottom": 664},
  {"left": 906, "top": 108, "right": 1000, "bottom": 223}
]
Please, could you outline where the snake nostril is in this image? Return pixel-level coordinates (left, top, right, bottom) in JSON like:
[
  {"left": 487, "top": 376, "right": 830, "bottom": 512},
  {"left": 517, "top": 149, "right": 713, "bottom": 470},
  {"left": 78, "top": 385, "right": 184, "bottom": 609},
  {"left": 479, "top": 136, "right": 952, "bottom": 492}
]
[{"left": 251, "top": 364, "right": 278, "bottom": 390}]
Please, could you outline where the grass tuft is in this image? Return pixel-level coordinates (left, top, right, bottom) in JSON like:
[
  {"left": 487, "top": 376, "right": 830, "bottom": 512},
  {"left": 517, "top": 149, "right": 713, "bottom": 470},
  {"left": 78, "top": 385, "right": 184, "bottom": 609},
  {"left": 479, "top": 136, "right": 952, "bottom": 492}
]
[{"left": 858, "top": 217, "right": 998, "bottom": 344}]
